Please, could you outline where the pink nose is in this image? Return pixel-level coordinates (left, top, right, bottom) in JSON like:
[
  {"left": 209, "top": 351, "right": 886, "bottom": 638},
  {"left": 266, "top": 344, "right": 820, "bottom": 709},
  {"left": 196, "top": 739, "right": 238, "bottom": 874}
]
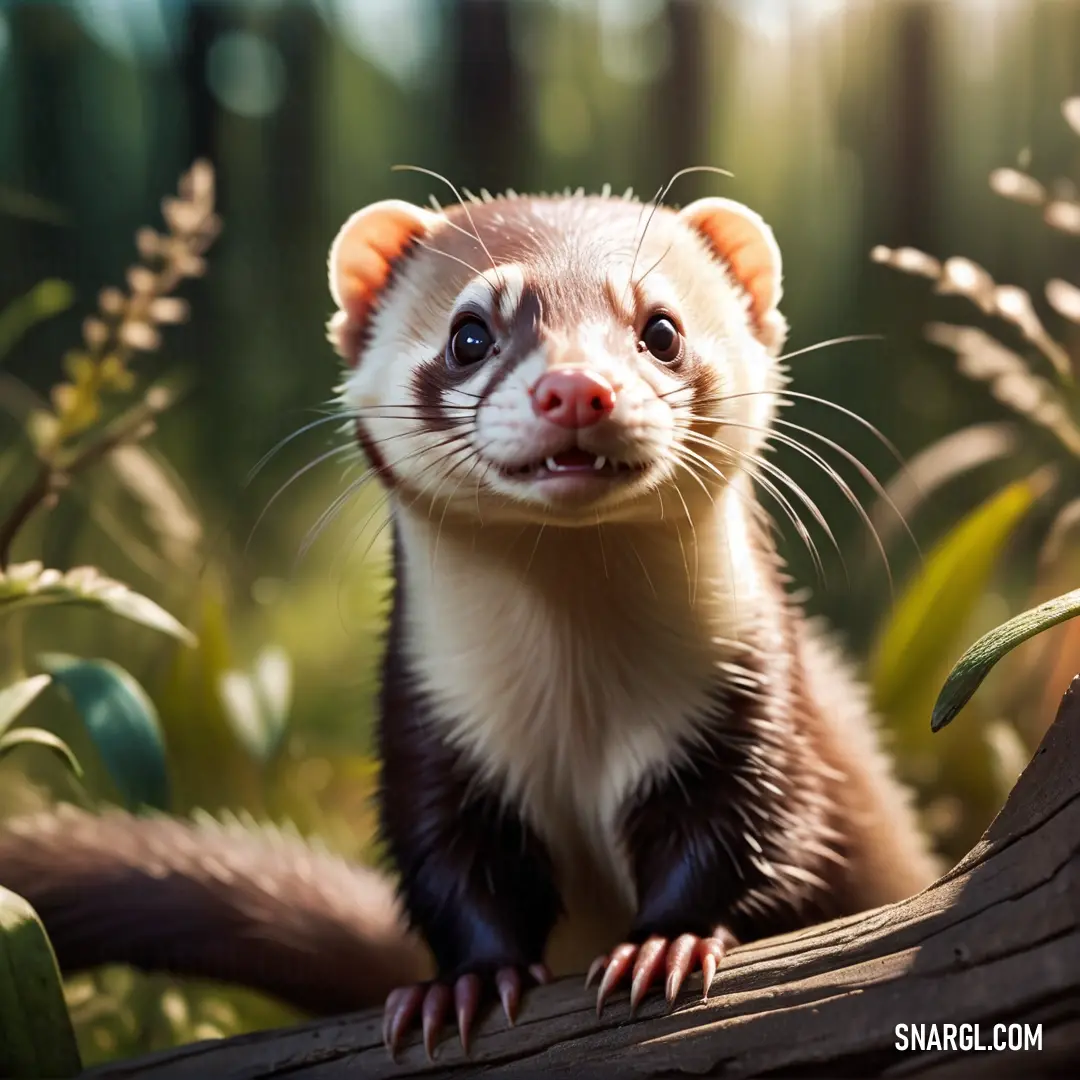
[{"left": 530, "top": 370, "right": 616, "bottom": 428}]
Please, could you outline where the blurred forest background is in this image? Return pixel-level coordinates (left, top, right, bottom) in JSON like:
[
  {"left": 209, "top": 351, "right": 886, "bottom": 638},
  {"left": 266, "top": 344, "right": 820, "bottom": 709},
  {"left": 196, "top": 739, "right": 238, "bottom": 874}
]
[{"left": 0, "top": 0, "right": 1078, "bottom": 1067}]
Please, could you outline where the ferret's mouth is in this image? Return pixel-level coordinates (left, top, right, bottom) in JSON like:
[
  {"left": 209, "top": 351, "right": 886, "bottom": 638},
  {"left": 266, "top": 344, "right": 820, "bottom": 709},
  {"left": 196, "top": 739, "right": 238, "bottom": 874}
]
[{"left": 499, "top": 447, "right": 648, "bottom": 481}]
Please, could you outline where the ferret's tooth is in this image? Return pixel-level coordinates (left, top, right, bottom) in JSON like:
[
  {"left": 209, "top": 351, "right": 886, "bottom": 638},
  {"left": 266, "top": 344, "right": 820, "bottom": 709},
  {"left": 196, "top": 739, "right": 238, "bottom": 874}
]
[
  {"left": 594, "top": 456, "right": 606, "bottom": 471},
  {"left": 546, "top": 457, "right": 559, "bottom": 472}
]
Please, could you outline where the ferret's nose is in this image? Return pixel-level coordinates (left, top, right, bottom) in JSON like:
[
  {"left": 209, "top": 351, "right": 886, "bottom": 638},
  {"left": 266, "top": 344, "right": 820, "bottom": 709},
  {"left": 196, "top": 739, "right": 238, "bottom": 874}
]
[{"left": 530, "top": 370, "right": 616, "bottom": 428}]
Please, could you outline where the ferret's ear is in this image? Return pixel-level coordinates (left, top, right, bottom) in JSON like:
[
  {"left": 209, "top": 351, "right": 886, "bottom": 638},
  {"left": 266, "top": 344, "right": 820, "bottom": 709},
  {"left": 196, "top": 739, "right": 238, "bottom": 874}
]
[
  {"left": 327, "top": 199, "right": 441, "bottom": 359},
  {"left": 677, "top": 197, "right": 787, "bottom": 351}
]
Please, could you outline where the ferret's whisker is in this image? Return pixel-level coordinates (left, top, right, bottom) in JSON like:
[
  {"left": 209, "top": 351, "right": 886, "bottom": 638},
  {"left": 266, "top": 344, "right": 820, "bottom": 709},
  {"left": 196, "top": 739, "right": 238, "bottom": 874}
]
[
  {"left": 302, "top": 467, "right": 381, "bottom": 570},
  {"left": 430, "top": 447, "right": 487, "bottom": 573},
  {"left": 695, "top": 439, "right": 830, "bottom": 584},
  {"left": 772, "top": 416, "right": 919, "bottom": 556},
  {"left": 523, "top": 522, "right": 548, "bottom": 577},
  {"left": 677, "top": 440, "right": 829, "bottom": 584},
  {"left": 692, "top": 388, "right": 905, "bottom": 468},
  {"left": 392, "top": 164, "right": 505, "bottom": 288},
  {"left": 665, "top": 459, "right": 702, "bottom": 606},
  {"left": 682, "top": 429, "right": 843, "bottom": 566},
  {"left": 595, "top": 514, "right": 609, "bottom": 580},
  {"left": 341, "top": 403, "right": 477, "bottom": 417},
  {"left": 712, "top": 419, "right": 894, "bottom": 593},
  {"left": 246, "top": 414, "right": 354, "bottom": 486},
  {"left": 248, "top": 443, "right": 356, "bottom": 553},
  {"left": 775, "top": 334, "right": 884, "bottom": 365},
  {"left": 414, "top": 240, "right": 486, "bottom": 280},
  {"left": 627, "top": 535, "right": 658, "bottom": 599},
  {"left": 633, "top": 242, "right": 675, "bottom": 292},
  {"left": 622, "top": 183, "right": 664, "bottom": 307},
  {"left": 331, "top": 438, "right": 479, "bottom": 580},
  {"left": 670, "top": 447, "right": 758, "bottom": 614},
  {"left": 305, "top": 432, "right": 472, "bottom": 570},
  {"left": 624, "top": 165, "right": 734, "bottom": 307}
]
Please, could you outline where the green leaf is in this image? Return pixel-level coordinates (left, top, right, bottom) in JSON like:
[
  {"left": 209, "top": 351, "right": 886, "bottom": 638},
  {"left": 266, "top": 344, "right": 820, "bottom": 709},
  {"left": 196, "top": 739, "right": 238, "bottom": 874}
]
[
  {"left": 0, "top": 727, "right": 82, "bottom": 776},
  {"left": 0, "top": 562, "right": 196, "bottom": 646},
  {"left": 39, "top": 654, "right": 170, "bottom": 812},
  {"left": 871, "top": 470, "right": 1051, "bottom": 719},
  {"left": 217, "top": 645, "right": 292, "bottom": 763},
  {"left": 0, "top": 886, "right": 82, "bottom": 1078},
  {"left": 933, "top": 586, "right": 1080, "bottom": 731},
  {"left": 0, "top": 279, "right": 74, "bottom": 365},
  {"left": 0, "top": 674, "right": 52, "bottom": 737}
]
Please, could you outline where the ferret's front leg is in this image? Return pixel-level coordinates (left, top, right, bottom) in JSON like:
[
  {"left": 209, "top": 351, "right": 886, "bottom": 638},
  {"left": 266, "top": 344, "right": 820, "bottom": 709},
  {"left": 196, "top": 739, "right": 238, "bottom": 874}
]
[
  {"left": 589, "top": 702, "right": 833, "bottom": 1016},
  {"left": 587, "top": 780, "right": 744, "bottom": 1016},
  {"left": 377, "top": 691, "right": 561, "bottom": 1058}
]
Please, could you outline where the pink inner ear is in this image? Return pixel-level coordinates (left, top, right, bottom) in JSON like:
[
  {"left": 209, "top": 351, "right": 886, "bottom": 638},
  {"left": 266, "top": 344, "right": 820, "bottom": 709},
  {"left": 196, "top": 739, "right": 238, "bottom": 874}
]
[
  {"left": 331, "top": 202, "right": 437, "bottom": 330},
  {"left": 679, "top": 199, "right": 782, "bottom": 333}
]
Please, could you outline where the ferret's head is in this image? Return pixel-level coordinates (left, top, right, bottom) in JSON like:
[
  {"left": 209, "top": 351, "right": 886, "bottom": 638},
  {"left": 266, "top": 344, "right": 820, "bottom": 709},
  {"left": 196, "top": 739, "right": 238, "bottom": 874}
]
[{"left": 329, "top": 190, "right": 787, "bottom": 527}]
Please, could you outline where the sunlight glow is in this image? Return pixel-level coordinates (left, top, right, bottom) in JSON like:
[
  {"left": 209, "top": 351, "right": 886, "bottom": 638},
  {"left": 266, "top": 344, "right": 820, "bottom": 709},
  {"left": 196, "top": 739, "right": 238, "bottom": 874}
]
[
  {"left": 318, "top": 0, "right": 437, "bottom": 87},
  {"left": 72, "top": 0, "right": 177, "bottom": 62}
]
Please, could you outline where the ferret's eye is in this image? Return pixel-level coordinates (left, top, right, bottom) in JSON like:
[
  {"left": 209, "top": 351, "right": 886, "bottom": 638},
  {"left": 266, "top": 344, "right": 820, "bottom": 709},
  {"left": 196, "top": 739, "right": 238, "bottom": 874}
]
[
  {"left": 642, "top": 314, "right": 682, "bottom": 364},
  {"left": 449, "top": 319, "right": 494, "bottom": 367}
]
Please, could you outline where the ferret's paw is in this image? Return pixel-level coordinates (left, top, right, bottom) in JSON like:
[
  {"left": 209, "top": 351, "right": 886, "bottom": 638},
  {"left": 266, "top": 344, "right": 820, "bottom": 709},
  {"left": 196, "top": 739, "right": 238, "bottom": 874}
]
[
  {"left": 382, "top": 963, "right": 551, "bottom": 1061},
  {"left": 585, "top": 929, "right": 738, "bottom": 1017}
]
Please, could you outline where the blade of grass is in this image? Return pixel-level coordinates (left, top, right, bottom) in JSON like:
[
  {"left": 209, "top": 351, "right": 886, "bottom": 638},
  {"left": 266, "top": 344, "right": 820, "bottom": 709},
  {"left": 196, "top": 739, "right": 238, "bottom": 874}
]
[{"left": 933, "top": 586, "right": 1080, "bottom": 731}]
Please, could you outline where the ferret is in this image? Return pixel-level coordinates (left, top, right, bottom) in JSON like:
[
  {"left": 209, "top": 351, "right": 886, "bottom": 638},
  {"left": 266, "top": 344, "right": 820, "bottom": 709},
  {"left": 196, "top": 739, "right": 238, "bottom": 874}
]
[{"left": 0, "top": 186, "right": 939, "bottom": 1061}]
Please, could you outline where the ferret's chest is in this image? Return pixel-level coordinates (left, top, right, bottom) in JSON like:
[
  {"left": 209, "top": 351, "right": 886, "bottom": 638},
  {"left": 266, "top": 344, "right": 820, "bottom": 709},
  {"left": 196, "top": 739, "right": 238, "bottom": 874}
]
[{"left": 404, "top": 570, "right": 719, "bottom": 914}]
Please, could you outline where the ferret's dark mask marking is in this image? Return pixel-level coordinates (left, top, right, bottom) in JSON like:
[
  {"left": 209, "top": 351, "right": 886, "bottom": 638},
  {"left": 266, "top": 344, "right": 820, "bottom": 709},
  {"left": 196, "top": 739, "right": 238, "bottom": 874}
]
[
  {"left": 475, "top": 284, "right": 544, "bottom": 405},
  {"left": 407, "top": 283, "right": 546, "bottom": 430}
]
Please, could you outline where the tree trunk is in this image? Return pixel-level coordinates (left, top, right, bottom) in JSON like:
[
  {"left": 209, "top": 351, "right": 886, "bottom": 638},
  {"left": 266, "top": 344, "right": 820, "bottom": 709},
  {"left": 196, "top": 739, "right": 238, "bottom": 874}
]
[
  {"left": 85, "top": 678, "right": 1080, "bottom": 1079},
  {"left": 447, "top": 0, "right": 529, "bottom": 194}
]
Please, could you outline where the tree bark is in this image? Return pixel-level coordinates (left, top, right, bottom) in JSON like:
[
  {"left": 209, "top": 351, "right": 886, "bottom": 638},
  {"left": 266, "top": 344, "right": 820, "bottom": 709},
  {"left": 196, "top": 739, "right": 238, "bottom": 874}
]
[{"left": 85, "top": 678, "right": 1080, "bottom": 1079}]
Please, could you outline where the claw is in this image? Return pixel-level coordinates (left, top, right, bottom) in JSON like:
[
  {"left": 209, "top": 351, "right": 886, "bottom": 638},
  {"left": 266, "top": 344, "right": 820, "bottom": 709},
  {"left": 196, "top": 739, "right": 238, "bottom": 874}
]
[
  {"left": 454, "top": 974, "right": 481, "bottom": 1055},
  {"left": 629, "top": 936, "right": 667, "bottom": 1015},
  {"left": 496, "top": 967, "right": 521, "bottom": 1026},
  {"left": 596, "top": 943, "right": 638, "bottom": 1017},
  {"left": 383, "top": 985, "right": 424, "bottom": 1059},
  {"left": 664, "top": 933, "right": 698, "bottom": 1006},
  {"left": 589, "top": 929, "right": 737, "bottom": 1017},
  {"left": 383, "top": 962, "right": 549, "bottom": 1060},
  {"left": 422, "top": 983, "right": 452, "bottom": 1061},
  {"left": 584, "top": 954, "right": 607, "bottom": 990},
  {"left": 701, "top": 950, "right": 718, "bottom": 1002},
  {"left": 529, "top": 962, "right": 553, "bottom": 986}
]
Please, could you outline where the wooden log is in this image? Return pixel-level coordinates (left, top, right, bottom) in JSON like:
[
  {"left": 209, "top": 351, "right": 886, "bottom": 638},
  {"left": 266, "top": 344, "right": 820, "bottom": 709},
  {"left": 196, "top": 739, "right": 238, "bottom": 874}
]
[{"left": 85, "top": 677, "right": 1080, "bottom": 1079}]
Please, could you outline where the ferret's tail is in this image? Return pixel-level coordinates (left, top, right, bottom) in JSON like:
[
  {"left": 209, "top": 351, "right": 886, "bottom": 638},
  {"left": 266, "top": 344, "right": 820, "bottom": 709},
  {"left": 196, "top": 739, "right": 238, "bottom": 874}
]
[{"left": 0, "top": 805, "right": 429, "bottom": 1015}]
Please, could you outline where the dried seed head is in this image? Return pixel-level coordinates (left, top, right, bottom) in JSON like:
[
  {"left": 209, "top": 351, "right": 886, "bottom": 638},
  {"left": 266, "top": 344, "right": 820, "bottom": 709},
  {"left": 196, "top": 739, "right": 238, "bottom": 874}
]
[
  {"left": 172, "top": 251, "right": 207, "bottom": 278},
  {"left": 1063, "top": 96, "right": 1080, "bottom": 137},
  {"left": 1045, "top": 200, "right": 1080, "bottom": 235},
  {"left": 98, "top": 287, "right": 126, "bottom": 316},
  {"left": 149, "top": 297, "right": 190, "bottom": 325},
  {"left": 1046, "top": 279, "right": 1080, "bottom": 325},
  {"left": 135, "top": 227, "right": 162, "bottom": 260},
  {"left": 82, "top": 317, "right": 109, "bottom": 349},
  {"left": 989, "top": 168, "right": 1046, "bottom": 206},
  {"left": 119, "top": 320, "right": 162, "bottom": 352},
  {"left": 126, "top": 265, "right": 157, "bottom": 294},
  {"left": 870, "top": 245, "right": 941, "bottom": 278},
  {"left": 162, "top": 196, "right": 207, "bottom": 236},
  {"left": 178, "top": 159, "right": 215, "bottom": 208},
  {"left": 993, "top": 286, "right": 1041, "bottom": 338},
  {"left": 935, "top": 257, "right": 996, "bottom": 312}
]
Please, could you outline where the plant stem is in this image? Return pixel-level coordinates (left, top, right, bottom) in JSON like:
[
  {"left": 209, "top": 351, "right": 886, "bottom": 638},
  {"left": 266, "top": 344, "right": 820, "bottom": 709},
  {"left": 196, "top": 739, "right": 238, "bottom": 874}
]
[
  {"left": 0, "top": 385, "right": 178, "bottom": 570},
  {"left": 0, "top": 466, "right": 55, "bottom": 572}
]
